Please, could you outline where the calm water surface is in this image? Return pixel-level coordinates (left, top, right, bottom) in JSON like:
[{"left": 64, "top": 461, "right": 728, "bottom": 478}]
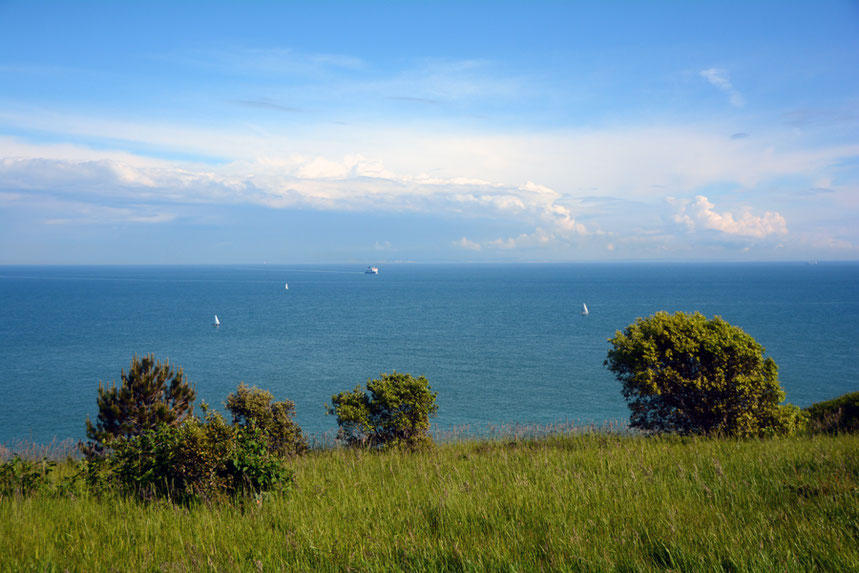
[{"left": 1, "top": 263, "right": 856, "bottom": 444}]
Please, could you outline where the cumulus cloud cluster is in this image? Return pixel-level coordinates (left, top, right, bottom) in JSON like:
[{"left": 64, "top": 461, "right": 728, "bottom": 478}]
[
  {"left": 670, "top": 195, "right": 787, "bottom": 238},
  {"left": 0, "top": 152, "right": 589, "bottom": 243},
  {"left": 1, "top": 108, "right": 857, "bottom": 259}
]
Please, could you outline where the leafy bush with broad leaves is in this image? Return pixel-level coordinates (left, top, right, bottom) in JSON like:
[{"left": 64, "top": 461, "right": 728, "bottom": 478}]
[
  {"left": 605, "top": 311, "right": 805, "bottom": 437},
  {"left": 0, "top": 457, "right": 57, "bottom": 498},
  {"left": 88, "top": 409, "right": 292, "bottom": 503},
  {"left": 225, "top": 383, "right": 307, "bottom": 457},
  {"left": 328, "top": 371, "right": 438, "bottom": 450},
  {"left": 81, "top": 356, "right": 301, "bottom": 503},
  {"left": 85, "top": 354, "right": 196, "bottom": 449}
]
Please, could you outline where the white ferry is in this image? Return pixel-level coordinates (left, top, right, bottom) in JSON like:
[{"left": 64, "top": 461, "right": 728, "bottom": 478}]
[{"left": 365, "top": 266, "right": 379, "bottom": 274}]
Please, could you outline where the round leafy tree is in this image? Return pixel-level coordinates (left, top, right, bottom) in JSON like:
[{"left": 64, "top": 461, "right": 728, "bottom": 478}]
[
  {"left": 605, "top": 311, "right": 803, "bottom": 437},
  {"left": 85, "top": 354, "right": 196, "bottom": 447},
  {"left": 225, "top": 382, "right": 308, "bottom": 457},
  {"left": 328, "top": 372, "right": 438, "bottom": 449}
]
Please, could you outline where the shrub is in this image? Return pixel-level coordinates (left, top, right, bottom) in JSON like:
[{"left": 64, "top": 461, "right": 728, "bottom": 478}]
[
  {"left": 81, "top": 357, "right": 299, "bottom": 503},
  {"left": 605, "top": 311, "right": 804, "bottom": 437},
  {"left": 225, "top": 383, "right": 307, "bottom": 457},
  {"left": 0, "top": 457, "right": 56, "bottom": 498},
  {"left": 85, "top": 354, "right": 196, "bottom": 449},
  {"left": 328, "top": 372, "right": 438, "bottom": 450},
  {"left": 103, "top": 411, "right": 292, "bottom": 503},
  {"left": 804, "top": 391, "right": 859, "bottom": 434}
]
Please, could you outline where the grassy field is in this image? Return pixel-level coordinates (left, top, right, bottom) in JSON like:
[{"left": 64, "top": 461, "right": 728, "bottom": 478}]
[{"left": 1, "top": 431, "right": 857, "bottom": 571}]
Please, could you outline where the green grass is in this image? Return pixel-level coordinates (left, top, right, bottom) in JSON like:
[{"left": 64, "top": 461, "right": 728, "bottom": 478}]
[{"left": 2, "top": 432, "right": 857, "bottom": 571}]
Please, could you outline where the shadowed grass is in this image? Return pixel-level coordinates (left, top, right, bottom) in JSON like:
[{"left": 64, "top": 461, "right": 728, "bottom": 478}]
[{"left": 1, "top": 432, "right": 857, "bottom": 571}]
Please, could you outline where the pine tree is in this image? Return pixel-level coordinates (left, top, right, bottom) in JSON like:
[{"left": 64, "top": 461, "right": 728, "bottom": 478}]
[{"left": 85, "top": 354, "right": 196, "bottom": 448}]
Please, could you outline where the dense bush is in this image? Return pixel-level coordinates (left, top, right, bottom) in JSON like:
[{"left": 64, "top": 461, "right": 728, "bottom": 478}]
[
  {"left": 605, "top": 311, "right": 804, "bottom": 437},
  {"left": 85, "top": 354, "right": 196, "bottom": 449},
  {"left": 85, "top": 410, "right": 292, "bottom": 503},
  {"left": 81, "top": 357, "right": 302, "bottom": 503},
  {"left": 328, "top": 372, "right": 438, "bottom": 450},
  {"left": 804, "top": 391, "right": 859, "bottom": 434},
  {"left": 0, "top": 457, "right": 56, "bottom": 498},
  {"left": 225, "top": 383, "right": 307, "bottom": 457}
]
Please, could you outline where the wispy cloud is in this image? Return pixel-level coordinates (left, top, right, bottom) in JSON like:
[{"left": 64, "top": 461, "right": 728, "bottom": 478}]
[
  {"left": 454, "top": 237, "right": 482, "bottom": 251},
  {"left": 386, "top": 96, "right": 441, "bottom": 106},
  {"left": 700, "top": 68, "right": 745, "bottom": 107},
  {"left": 44, "top": 203, "right": 177, "bottom": 225},
  {"left": 781, "top": 107, "right": 859, "bottom": 128},
  {"left": 487, "top": 228, "right": 554, "bottom": 250},
  {"left": 195, "top": 47, "right": 366, "bottom": 76},
  {"left": 232, "top": 99, "right": 302, "bottom": 113}
]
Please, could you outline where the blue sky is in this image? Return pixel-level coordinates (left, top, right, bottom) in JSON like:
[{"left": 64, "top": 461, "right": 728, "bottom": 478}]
[{"left": 1, "top": 1, "right": 858, "bottom": 263}]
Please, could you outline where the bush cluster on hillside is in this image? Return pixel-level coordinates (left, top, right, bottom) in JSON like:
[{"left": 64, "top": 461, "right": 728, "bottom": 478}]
[
  {"left": 81, "top": 355, "right": 301, "bottom": 502},
  {"left": 79, "top": 357, "right": 439, "bottom": 502},
  {"left": 7, "top": 311, "right": 850, "bottom": 507}
]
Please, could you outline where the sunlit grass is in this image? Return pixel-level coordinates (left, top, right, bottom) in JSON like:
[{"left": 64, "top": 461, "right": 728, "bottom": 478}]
[{"left": 2, "top": 431, "right": 857, "bottom": 571}]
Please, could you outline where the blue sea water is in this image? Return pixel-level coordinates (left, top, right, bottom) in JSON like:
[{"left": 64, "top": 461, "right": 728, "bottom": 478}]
[{"left": 1, "top": 263, "right": 857, "bottom": 445}]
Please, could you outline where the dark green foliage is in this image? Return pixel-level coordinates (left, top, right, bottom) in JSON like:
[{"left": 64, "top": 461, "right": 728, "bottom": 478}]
[
  {"left": 605, "top": 311, "right": 804, "bottom": 437},
  {"left": 85, "top": 354, "right": 196, "bottom": 448},
  {"left": 328, "top": 371, "right": 438, "bottom": 449},
  {"left": 80, "top": 356, "right": 298, "bottom": 503},
  {"left": 225, "top": 383, "right": 308, "bottom": 457},
  {"left": 0, "top": 457, "right": 56, "bottom": 498},
  {"left": 804, "top": 391, "right": 859, "bottom": 434},
  {"left": 98, "top": 412, "right": 292, "bottom": 503}
]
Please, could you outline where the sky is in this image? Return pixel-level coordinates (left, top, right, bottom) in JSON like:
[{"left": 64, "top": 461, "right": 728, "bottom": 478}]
[{"left": 1, "top": 1, "right": 858, "bottom": 264}]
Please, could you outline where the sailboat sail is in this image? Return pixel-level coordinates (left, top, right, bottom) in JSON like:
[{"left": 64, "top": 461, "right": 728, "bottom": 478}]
[
  {"left": 581, "top": 303, "right": 589, "bottom": 315},
  {"left": 213, "top": 314, "right": 220, "bottom": 326}
]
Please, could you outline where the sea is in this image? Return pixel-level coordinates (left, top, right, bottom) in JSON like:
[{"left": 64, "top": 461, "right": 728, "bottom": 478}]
[{"left": 1, "top": 262, "right": 857, "bottom": 445}]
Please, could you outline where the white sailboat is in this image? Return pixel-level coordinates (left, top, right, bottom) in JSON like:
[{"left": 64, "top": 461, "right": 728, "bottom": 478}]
[
  {"left": 284, "top": 282, "right": 289, "bottom": 290},
  {"left": 581, "top": 303, "right": 589, "bottom": 316},
  {"left": 213, "top": 314, "right": 220, "bottom": 327}
]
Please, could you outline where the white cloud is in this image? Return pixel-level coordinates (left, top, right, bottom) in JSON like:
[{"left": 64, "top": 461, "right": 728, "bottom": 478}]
[
  {"left": 487, "top": 228, "right": 554, "bottom": 250},
  {"left": 44, "top": 203, "right": 176, "bottom": 225},
  {"left": 0, "top": 191, "right": 24, "bottom": 202},
  {"left": 3, "top": 108, "right": 857, "bottom": 201},
  {"left": 2, "top": 111, "right": 857, "bottom": 257},
  {"left": 700, "top": 68, "right": 745, "bottom": 107},
  {"left": 194, "top": 47, "right": 367, "bottom": 76},
  {"left": 671, "top": 195, "right": 787, "bottom": 238},
  {"left": 454, "top": 237, "right": 482, "bottom": 251},
  {"left": 0, "top": 151, "right": 592, "bottom": 244}
]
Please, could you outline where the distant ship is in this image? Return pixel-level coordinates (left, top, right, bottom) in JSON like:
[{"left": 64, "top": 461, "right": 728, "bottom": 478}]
[
  {"left": 284, "top": 282, "right": 289, "bottom": 290},
  {"left": 365, "top": 266, "right": 379, "bottom": 274},
  {"left": 213, "top": 314, "right": 221, "bottom": 327},
  {"left": 581, "top": 303, "right": 589, "bottom": 316}
]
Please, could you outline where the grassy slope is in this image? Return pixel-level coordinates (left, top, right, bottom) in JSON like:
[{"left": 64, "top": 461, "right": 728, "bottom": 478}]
[{"left": 1, "top": 433, "right": 857, "bottom": 572}]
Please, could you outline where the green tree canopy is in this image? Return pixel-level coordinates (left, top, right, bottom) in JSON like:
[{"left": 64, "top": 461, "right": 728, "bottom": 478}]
[
  {"left": 605, "top": 311, "right": 803, "bottom": 437},
  {"left": 328, "top": 372, "right": 438, "bottom": 450},
  {"left": 225, "top": 382, "right": 308, "bottom": 457},
  {"left": 85, "top": 354, "right": 196, "bottom": 448}
]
